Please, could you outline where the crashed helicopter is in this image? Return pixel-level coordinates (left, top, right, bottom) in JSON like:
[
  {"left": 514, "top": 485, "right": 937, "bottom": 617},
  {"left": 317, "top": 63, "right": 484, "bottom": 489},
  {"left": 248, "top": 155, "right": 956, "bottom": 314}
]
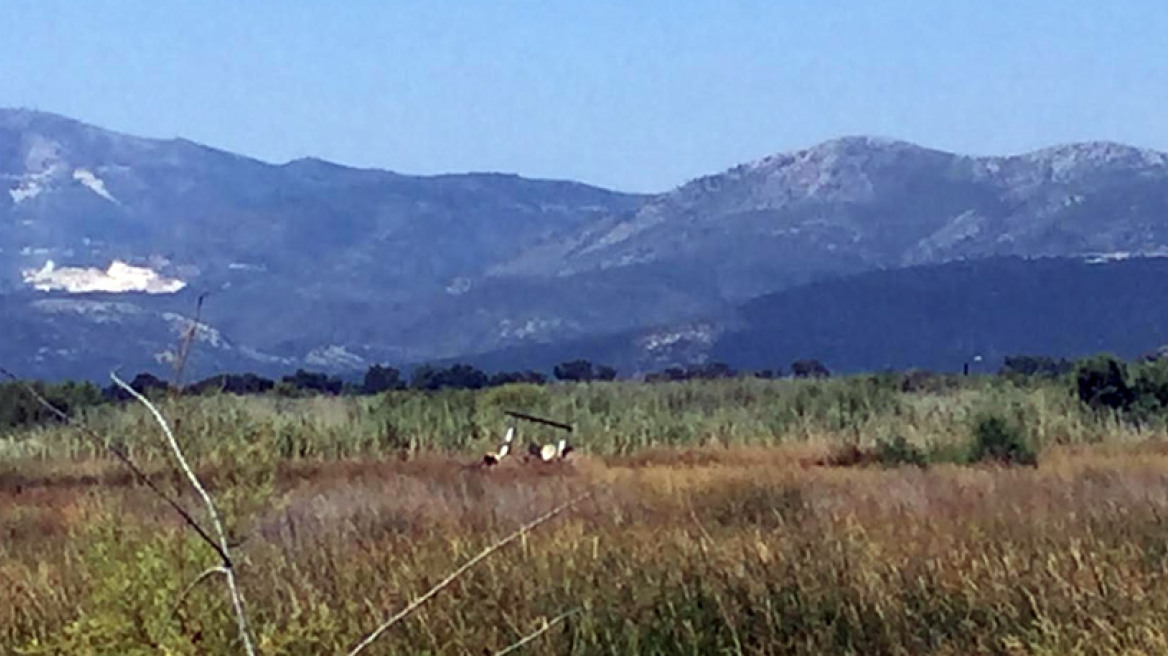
[{"left": 481, "top": 409, "right": 574, "bottom": 467}]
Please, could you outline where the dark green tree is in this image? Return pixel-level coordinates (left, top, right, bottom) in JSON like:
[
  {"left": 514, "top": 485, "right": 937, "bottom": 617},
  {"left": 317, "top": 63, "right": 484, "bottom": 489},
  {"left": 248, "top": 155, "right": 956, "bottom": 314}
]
[
  {"left": 410, "top": 363, "right": 489, "bottom": 390},
  {"left": 791, "top": 359, "right": 831, "bottom": 379},
  {"left": 190, "top": 373, "right": 275, "bottom": 395},
  {"left": 280, "top": 369, "right": 344, "bottom": 395},
  {"left": 686, "top": 362, "right": 735, "bottom": 380},
  {"left": 1130, "top": 359, "right": 1168, "bottom": 415},
  {"left": 0, "top": 379, "right": 105, "bottom": 429},
  {"left": 1074, "top": 354, "right": 1133, "bottom": 411},
  {"left": 554, "top": 359, "right": 596, "bottom": 382},
  {"left": 645, "top": 367, "right": 687, "bottom": 383},
  {"left": 362, "top": 364, "right": 404, "bottom": 394},
  {"left": 445, "top": 363, "right": 488, "bottom": 390},
  {"left": 488, "top": 370, "right": 549, "bottom": 386}
]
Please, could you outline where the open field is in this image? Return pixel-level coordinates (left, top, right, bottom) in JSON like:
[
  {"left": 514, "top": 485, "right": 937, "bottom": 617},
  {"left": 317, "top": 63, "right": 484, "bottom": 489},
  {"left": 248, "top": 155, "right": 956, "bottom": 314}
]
[{"left": 4, "top": 377, "right": 1168, "bottom": 654}]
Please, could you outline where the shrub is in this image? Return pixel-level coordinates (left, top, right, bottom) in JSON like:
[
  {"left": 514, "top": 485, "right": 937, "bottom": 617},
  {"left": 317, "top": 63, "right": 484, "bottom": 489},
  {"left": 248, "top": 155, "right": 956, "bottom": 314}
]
[
  {"left": 791, "top": 359, "right": 830, "bottom": 379},
  {"left": 1074, "top": 355, "right": 1133, "bottom": 411},
  {"left": 1130, "top": 359, "right": 1168, "bottom": 417},
  {"left": 0, "top": 379, "right": 106, "bottom": 430},
  {"left": 362, "top": 364, "right": 404, "bottom": 394},
  {"left": 410, "top": 363, "right": 489, "bottom": 390},
  {"left": 554, "top": 359, "right": 596, "bottom": 382},
  {"left": 1000, "top": 355, "right": 1074, "bottom": 380},
  {"left": 873, "top": 435, "right": 928, "bottom": 468},
  {"left": 189, "top": 372, "right": 276, "bottom": 396},
  {"left": 280, "top": 369, "right": 344, "bottom": 395},
  {"left": 969, "top": 413, "right": 1037, "bottom": 466},
  {"left": 817, "top": 444, "right": 877, "bottom": 468},
  {"left": 553, "top": 360, "right": 618, "bottom": 382},
  {"left": 644, "top": 363, "right": 736, "bottom": 382},
  {"left": 487, "top": 370, "right": 548, "bottom": 386},
  {"left": 645, "top": 367, "right": 689, "bottom": 383}
]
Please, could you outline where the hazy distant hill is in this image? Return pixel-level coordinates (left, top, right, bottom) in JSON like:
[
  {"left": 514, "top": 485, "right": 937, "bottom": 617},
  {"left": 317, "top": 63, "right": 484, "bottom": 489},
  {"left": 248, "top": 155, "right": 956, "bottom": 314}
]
[
  {"left": 461, "top": 257, "right": 1168, "bottom": 376},
  {"left": 712, "top": 256, "right": 1168, "bottom": 373},
  {"left": 4, "top": 109, "right": 1168, "bottom": 379}
]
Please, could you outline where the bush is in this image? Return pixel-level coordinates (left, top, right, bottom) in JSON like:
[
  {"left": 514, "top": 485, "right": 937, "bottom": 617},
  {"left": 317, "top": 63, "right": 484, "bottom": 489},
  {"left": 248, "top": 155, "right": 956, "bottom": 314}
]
[
  {"left": 1130, "top": 359, "right": 1168, "bottom": 417},
  {"left": 1001, "top": 355, "right": 1074, "bottom": 380},
  {"left": 1074, "top": 355, "right": 1133, "bottom": 411},
  {"left": 411, "top": 363, "right": 489, "bottom": 391},
  {"left": 969, "top": 413, "right": 1037, "bottom": 466},
  {"left": 0, "top": 379, "right": 106, "bottom": 430},
  {"left": 645, "top": 362, "right": 736, "bottom": 382},
  {"left": 362, "top": 364, "right": 404, "bottom": 394},
  {"left": 791, "top": 359, "right": 830, "bottom": 379},
  {"left": 189, "top": 372, "right": 275, "bottom": 396},
  {"left": 488, "top": 370, "right": 549, "bottom": 386},
  {"left": 553, "top": 359, "right": 618, "bottom": 382},
  {"left": 1068, "top": 356, "right": 1168, "bottom": 424},
  {"left": 873, "top": 435, "right": 928, "bottom": 468},
  {"left": 280, "top": 369, "right": 344, "bottom": 395}
]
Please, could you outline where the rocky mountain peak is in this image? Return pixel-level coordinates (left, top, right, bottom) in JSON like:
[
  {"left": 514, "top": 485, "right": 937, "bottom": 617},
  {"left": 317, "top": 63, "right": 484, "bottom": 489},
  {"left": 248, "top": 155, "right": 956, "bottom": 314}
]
[{"left": 1017, "top": 141, "right": 1168, "bottom": 182}]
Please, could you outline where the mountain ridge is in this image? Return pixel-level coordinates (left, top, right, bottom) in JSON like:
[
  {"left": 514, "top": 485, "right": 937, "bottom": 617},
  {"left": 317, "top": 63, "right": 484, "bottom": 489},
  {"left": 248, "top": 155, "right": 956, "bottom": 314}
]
[
  {"left": 4, "top": 108, "right": 1168, "bottom": 380},
  {"left": 490, "top": 133, "right": 1168, "bottom": 298},
  {"left": 10, "top": 107, "right": 1165, "bottom": 190}
]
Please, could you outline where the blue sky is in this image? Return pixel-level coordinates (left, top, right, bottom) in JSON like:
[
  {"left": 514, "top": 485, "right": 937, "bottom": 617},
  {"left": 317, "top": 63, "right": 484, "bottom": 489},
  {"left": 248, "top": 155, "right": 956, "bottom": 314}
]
[{"left": 2, "top": 1, "right": 1166, "bottom": 192}]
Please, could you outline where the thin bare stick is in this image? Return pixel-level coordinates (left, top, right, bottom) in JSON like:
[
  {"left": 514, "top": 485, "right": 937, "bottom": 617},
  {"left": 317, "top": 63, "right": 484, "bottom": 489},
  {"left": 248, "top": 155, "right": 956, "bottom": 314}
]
[
  {"left": 346, "top": 492, "right": 591, "bottom": 656},
  {"left": 170, "top": 292, "right": 208, "bottom": 395},
  {"left": 111, "top": 372, "right": 257, "bottom": 656},
  {"left": 171, "top": 566, "right": 228, "bottom": 620},
  {"left": 492, "top": 608, "right": 580, "bottom": 656},
  {"left": 0, "top": 366, "right": 228, "bottom": 562}
]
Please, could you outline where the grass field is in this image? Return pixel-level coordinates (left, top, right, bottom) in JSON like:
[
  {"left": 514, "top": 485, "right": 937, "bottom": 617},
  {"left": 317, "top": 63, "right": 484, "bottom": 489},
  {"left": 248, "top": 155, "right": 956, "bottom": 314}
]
[{"left": 4, "top": 376, "right": 1168, "bottom": 654}]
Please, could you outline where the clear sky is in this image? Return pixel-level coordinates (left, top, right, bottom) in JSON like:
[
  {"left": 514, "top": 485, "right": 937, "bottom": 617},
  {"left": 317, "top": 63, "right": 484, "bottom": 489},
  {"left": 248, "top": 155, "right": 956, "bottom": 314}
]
[{"left": 2, "top": 1, "right": 1166, "bottom": 192}]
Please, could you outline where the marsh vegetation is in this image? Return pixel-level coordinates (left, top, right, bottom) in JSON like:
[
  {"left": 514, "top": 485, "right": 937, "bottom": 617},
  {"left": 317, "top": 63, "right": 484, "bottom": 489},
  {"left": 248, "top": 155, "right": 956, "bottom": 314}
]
[{"left": 4, "top": 367, "right": 1168, "bottom": 654}]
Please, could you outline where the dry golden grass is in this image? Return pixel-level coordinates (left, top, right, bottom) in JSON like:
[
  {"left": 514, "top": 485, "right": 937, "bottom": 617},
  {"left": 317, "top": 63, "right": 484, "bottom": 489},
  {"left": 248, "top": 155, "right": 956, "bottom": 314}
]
[{"left": 4, "top": 442, "right": 1168, "bottom": 654}]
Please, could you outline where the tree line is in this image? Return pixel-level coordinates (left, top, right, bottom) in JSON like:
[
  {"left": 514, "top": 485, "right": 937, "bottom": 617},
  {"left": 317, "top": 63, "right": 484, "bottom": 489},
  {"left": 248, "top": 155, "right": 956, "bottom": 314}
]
[
  {"left": 11, "top": 351, "right": 1168, "bottom": 433},
  {"left": 0, "top": 357, "right": 834, "bottom": 432}
]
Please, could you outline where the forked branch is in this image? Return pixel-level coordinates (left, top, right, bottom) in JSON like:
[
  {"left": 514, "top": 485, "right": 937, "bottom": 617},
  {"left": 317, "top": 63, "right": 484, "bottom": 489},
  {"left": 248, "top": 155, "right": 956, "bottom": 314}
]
[
  {"left": 171, "top": 566, "right": 229, "bottom": 620},
  {"left": 110, "top": 372, "right": 257, "bottom": 656}
]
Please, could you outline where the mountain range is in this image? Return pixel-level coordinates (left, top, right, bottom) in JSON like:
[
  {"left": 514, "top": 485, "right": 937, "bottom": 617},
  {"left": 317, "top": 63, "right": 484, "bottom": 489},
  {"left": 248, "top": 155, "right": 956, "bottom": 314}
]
[{"left": 2, "top": 108, "right": 1167, "bottom": 380}]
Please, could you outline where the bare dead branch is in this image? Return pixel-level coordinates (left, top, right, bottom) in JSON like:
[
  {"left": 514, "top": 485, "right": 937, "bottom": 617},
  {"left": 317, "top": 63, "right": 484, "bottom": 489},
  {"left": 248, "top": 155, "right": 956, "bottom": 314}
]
[
  {"left": 0, "top": 365, "right": 227, "bottom": 563},
  {"left": 503, "top": 410, "right": 573, "bottom": 433},
  {"left": 492, "top": 608, "right": 579, "bottom": 656},
  {"left": 171, "top": 566, "right": 229, "bottom": 620},
  {"left": 170, "top": 292, "right": 208, "bottom": 395},
  {"left": 346, "top": 491, "right": 592, "bottom": 656},
  {"left": 110, "top": 372, "right": 257, "bottom": 656}
]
